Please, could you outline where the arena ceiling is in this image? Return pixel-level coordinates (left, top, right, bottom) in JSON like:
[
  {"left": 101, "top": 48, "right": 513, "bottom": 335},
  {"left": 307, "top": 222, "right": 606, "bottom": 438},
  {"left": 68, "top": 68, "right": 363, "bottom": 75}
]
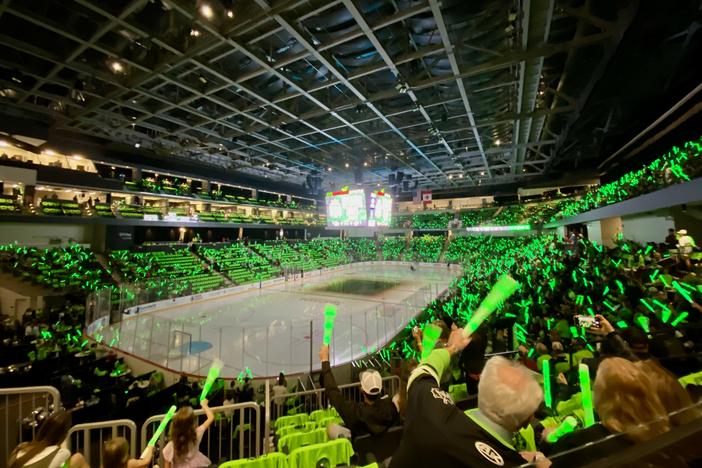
[{"left": 0, "top": 0, "right": 700, "bottom": 195}]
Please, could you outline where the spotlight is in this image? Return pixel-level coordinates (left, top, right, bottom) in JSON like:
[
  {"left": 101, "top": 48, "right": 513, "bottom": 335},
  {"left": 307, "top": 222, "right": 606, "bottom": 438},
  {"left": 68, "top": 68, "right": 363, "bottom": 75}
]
[
  {"left": 109, "top": 60, "right": 124, "bottom": 73},
  {"left": 480, "top": 171, "right": 485, "bottom": 176},
  {"left": 0, "top": 140, "right": 7, "bottom": 147},
  {"left": 495, "top": 139, "right": 501, "bottom": 146},
  {"left": 327, "top": 167, "right": 332, "bottom": 172},
  {"left": 226, "top": 9, "right": 234, "bottom": 18},
  {"left": 344, "top": 162, "right": 349, "bottom": 168},
  {"left": 363, "top": 162, "right": 368, "bottom": 167},
  {"left": 199, "top": 3, "right": 214, "bottom": 19},
  {"left": 459, "top": 174, "right": 463, "bottom": 178},
  {"left": 190, "top": 29, "right": 201, "bottom": 37},
  {"left": 134, "top": 143, "right": 141, "bottom": 148},
  {"left": 448, "top": 174, "right": 453, "bottom": 179}
]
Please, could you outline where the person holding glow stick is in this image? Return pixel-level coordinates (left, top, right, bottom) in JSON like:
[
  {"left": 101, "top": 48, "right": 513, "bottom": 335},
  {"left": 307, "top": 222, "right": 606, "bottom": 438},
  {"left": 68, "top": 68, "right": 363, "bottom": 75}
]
[
  {"left": 319, "top": 344, "right": 400, "bottom": 439},
  {"left": 549, "top": 357, "right": 671, "bottom": 466},
  {"left": 163, "top": 400, "right": 214, "bottom": 468}
]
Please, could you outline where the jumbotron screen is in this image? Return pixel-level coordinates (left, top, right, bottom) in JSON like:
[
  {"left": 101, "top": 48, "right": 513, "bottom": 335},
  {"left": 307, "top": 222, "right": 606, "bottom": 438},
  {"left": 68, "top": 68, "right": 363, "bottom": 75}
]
[
  {"left": 325, "top": 188, "right": 392, "bottom": 227},
  {"left": 325, "top": 188, "right": 367, "bottom": 227},
  {"left": 368, "top": 190, "right": 392, "bottom": 227}
]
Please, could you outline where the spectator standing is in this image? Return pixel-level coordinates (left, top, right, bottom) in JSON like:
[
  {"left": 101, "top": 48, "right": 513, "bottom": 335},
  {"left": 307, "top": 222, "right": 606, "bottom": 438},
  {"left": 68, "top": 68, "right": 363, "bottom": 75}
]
[
  {"left": 665, "top": 228, "right": 677, "bottom": 248},
  {"left": 163, "top": 400, "right": 215, "bottom": 468},
  {"left": 319, "top": 344, "right": 400, "bottom": 439},
  {"left": 391, "top": 329, "right": 548, "bottom": 467}
]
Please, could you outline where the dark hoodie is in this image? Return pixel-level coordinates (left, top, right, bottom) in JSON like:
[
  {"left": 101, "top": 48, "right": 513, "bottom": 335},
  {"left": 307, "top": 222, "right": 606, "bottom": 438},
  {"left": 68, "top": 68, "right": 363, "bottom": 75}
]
[{"left": 320, "top": 361, "right": 400, "bottom": 437}]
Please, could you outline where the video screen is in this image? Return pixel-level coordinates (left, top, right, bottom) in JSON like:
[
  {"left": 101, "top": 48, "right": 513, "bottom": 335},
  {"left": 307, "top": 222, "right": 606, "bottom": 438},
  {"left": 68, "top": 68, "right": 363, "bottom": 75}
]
[
  {"left": 325, "top": 188, "right": 367, "bottom": 227},
  {"left": 368, "top": 190, "right": 392, "bottom": 227}
]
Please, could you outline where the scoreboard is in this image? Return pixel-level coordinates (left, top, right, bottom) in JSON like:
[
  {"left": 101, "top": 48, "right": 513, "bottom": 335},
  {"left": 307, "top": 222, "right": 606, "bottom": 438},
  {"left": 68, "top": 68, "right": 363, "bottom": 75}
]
[{"left": 325, "top": 188, "right": 392, "bottom": 228}]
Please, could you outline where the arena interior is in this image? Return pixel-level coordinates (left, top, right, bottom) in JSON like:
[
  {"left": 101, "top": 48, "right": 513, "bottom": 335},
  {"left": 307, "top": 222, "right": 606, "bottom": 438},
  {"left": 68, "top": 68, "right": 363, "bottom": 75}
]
[{"left": 2, "top": 0, "right": 702, "bottom": 467}]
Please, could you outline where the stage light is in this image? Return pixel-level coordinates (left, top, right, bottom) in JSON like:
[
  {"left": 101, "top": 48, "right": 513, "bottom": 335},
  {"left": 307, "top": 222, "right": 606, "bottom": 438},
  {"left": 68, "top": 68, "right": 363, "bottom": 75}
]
[
  {"left": 109, "top": 61, "right": 124, "bottom": 73},
  {"left": 199, "top": 3, "right": 214, "bottom": 19}
]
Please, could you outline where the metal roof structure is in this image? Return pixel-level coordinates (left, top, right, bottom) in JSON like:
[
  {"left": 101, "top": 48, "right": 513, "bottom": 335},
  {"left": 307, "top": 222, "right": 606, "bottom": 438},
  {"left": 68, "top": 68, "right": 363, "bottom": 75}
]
[{"left": 0, "top": 0, "right": 700, "bottom": 196}]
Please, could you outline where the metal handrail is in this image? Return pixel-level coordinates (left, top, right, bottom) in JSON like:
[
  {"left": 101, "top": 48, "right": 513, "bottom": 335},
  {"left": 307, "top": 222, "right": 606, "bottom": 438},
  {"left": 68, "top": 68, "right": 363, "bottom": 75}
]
[
  {"left": 67, "top": 419, "right": 137, "bottom": 465},
  {"left": 140, "top": 401, "right": 261, "bottom": 462},
  {"left": 0, "top": 386, "right": 62, "bottom": 464}
]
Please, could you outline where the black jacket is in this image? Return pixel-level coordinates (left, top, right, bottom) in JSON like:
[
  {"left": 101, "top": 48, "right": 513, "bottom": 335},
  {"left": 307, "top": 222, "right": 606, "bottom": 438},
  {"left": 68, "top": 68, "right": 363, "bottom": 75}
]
[
  {"left": 320, "top": 361, "right": 400, "bottom": 437},
  {"left": 390, "top": 350, "right": 527, "bottom": 468}
]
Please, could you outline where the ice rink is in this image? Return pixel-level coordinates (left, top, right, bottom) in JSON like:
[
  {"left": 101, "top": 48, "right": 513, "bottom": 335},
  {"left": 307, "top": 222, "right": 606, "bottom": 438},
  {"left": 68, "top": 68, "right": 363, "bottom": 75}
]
[{"left": 98, "top": 262, "right": 460, "bottom": 378}]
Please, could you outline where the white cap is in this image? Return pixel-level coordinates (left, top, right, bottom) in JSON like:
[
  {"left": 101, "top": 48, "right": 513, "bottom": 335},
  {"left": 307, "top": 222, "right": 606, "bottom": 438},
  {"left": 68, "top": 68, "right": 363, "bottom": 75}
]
[
  {"left": 360, "top": 370, "right": 382, "bottom": 395},
  {"left": 678, "top": 229, "right": 687, "bottom": 235}
]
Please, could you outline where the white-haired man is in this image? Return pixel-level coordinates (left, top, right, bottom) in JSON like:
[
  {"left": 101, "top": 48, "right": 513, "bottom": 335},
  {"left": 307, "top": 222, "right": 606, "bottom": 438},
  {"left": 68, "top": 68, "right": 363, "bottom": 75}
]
[
  {"left": 319, "top": 344, "right": 400, "bottom": 439},
  {"left": 390, "top": 328, "right": 549, "bottom": 467}
]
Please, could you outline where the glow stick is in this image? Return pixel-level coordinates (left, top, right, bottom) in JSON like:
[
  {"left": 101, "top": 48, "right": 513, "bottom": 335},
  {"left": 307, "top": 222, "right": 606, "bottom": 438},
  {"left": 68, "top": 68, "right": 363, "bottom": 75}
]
[
  {"left": 671, "top": 312, "right": 689, "bottom": 327},
  {"left": 542, "top": 359, "right": 552, "bottom": 408},
  {"left": 672, "top": 281, "right": 694, "bottom": 303},
  {"left": 639, "top": 298, "right": 655, "bottom": 313},
  {"left": 323, "top": 304, "right": 337, "bottom": 345},
  {"left": 463, "top": 275, "right": 519, "bottom": 337},
  {"left": 636, "top": 316, "right": 650, "bottom": 333},
  {"left": 578, "top": 364, "right": 595, "bottom": 427},
  {"left": 649, "top": 269, "right": 660, "bottom": 282},
  {"left": 420, "top": 324, "right": 442, "bottom": 360},
  {"left": 145, "top": 405, "right": 177, "bottom": 450},
  {"left": 200, "top": 358, "right": 224, "bottom": 401},
  {"left": 652, "top": 299, "right": 672, "bottom": 323},
  {"left": 545, "top": 416, "right": 578, "bottom": 443}
]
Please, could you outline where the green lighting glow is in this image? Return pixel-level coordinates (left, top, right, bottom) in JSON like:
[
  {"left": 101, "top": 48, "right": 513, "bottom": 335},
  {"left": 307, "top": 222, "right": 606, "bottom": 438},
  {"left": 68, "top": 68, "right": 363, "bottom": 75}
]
[
  {"left": 579, "top": 363, "right": 595, "bottom": 427},
  {"left": 323, "top": 304, "right": 337, "bottom": 346},
  {"left": 148, "top": 405, "right": 177, "bottom": 446},
  {"left": 200, "top": 359, "right": 223, "bottom": 401},
  {"left": 543, "top": 359, "right": 552, "bottom": 409},
  {"left": 464, "top": 224, "right": 531, "bottom": 232}
]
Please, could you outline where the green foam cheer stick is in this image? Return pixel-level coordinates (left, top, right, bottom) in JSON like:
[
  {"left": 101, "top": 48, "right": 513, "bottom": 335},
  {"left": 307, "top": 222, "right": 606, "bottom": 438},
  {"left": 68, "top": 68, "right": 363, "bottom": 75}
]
[
  {"left": 671, "top": 312, "right": 689, "bottom": 327},
  {"left": 144, "top": 404, "right": 177, "bottom": 454},
  {"left": 200, "top": 358, "right": 224, "bottom": 401},
  {"left": 323, "top": 304, "right": 337, "bottom": 345},
  {"left": 543, "top": 359, "right": 552, "bottom": 409},
  {"left": 672, "top": 281, "right": 694, "bottom": 303},
  {"left": 545, "top": 416, "right": 578, "bottom": 443},
  {"left": 579, "top": 363, "right": 595, "bottom": 428},
  {"left": 463, "top": 275, "right": 519, "bottom": 337},
  {"left": 420, "top": 323, "right": 443, "bottom": 360}
]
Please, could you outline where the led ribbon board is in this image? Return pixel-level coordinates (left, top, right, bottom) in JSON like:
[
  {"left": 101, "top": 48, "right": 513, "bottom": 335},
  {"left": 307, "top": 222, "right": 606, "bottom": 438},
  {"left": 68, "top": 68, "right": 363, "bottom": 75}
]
[{"left": 465, "top": 225, "right": 531, "bottom": 233}]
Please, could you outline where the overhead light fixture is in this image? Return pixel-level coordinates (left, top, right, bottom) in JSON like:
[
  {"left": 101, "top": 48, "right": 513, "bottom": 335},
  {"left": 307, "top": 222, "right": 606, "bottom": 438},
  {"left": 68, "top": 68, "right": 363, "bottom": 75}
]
[
  {"left": 363, "top": 162, "right": 368, "bottom": 167},
  {"left": 226, "top": 9, "right": 234, "bottom": 18},
  {"left": 199, "top": 3, "right": 214, "bottom": 19},
  {"left": 480, "top": 171, "right": 485, "bottom": 176},
  {"left": 134, "top": 143, "right": 141, "bottom": 148},
  {"left": 43, "top": 149, "right": 55, "bottom": 155},
  {"left": 0, "top": 140, "right": 7, "bottom": 147},
  {"left": 190, "top": 28, "right": 201, "bottom": 37},
  {"left": 344, "top": 162, "right": 349, "bottom": 168},
  {"left": 327, "top": 167, "right": 332, "bottom": 172},
  {"left": 72, "top": 154, "right": 82, "bottom": 159},
  {"left": 109, "top": 60, "right": 124, "bottom": 73},
  {"left": 448, "top": 174, "right": 453, "bottom": 179},
  {"left": 495, "top": 139, "right": 501, "bottom": 146},
  {"left": 459, "top": 174, "right": 463, "bottom": 178}
]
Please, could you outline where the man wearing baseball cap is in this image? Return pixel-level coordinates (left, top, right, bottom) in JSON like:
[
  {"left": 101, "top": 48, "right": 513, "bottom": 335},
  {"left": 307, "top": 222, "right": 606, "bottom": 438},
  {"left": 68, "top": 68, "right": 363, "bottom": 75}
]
[
  {"left": 319, "top": 344, "right": 400, "bottom": 439},
  {"left": 676, "top": 229, "right": 696, "bottom": 269}
]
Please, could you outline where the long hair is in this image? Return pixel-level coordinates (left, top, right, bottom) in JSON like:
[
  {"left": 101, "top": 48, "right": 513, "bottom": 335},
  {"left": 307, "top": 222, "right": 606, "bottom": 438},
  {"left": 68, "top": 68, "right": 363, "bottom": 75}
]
[
  {"left": 636, "top": 359, "right": 702, "bottom": 427},
  {"left": 7, "top": 410, "right": 71, "bottom": 468},
  {"left": 170, "top": 406, "right": 197, "bottom": 460},
  {"left": 102, "top": 437, "right": 129, "bottom": 468},
  {"left": 595, "top": 357, "right": 670, "bottom": 442}
]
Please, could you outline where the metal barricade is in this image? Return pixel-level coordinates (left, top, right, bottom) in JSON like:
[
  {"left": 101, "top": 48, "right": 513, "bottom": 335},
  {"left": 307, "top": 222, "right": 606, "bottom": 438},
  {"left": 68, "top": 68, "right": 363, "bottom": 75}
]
[
  {"left": 270, "top": 375, "right": 401, "bottom": 426},
  {"left": 0, "top": 386, "right": 61, "bottom": 463},
  {"left": 67, "top": 419, "right": 137, "bottom": 467},
  {"left": 141, "top": 402, "right": 261, "bottom": 466}
]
